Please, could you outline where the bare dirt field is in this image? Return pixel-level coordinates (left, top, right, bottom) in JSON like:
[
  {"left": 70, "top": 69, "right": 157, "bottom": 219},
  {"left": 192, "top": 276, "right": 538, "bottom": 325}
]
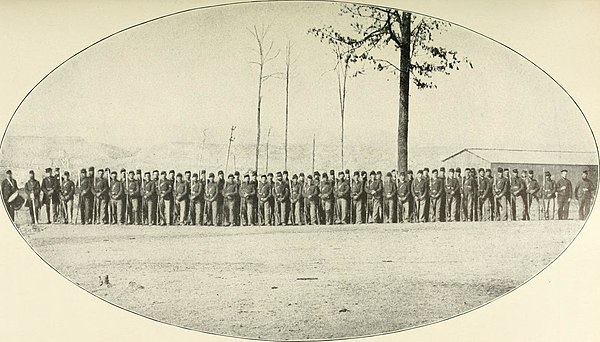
[{"left": 15, "top": 219, "right": 582, "bottom": 340}]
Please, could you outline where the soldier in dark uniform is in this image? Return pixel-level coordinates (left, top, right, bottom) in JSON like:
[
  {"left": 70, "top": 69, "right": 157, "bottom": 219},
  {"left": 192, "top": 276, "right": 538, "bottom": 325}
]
[
  {"left": 485, "top": 169, "right": 495, "bottom": 220},
  {"left": 462, "top": 169, "right": 476, "bottom": 222},
  {"left": 351, "top": 171, "right": 364, "bottom": 224},
  {"left": 249, "top": 171, "right": 258, "bottom": 225},
  {"left": 216, "top": 170, "right": 225, "bottom": 225},
  {"left": 78, "top": 169, "right": 91, "bottom": 224},
  {"left": 574, "top": 170, "right": 595, "bottom": 220},
  {"left": 41, "top": 168, "right": 58, "bottom": 224},
  {"left": 296, "top": 173, "right": 306, "bottom": 225},
  {"left": 157, "top": 171, "right": 173, "bottom": 225},
  {"left": 428, "top": 169, "right": 442, "bottom": 222},
  {"left": 493, "top": 168, "right": 509, "bottom": 221},
  {"left": 108, "top": 171, "right": 124, "bottom": 224},
  {"left": 125, "top": 171, "right": 141, "bottom": 225},
  {"left": 289, "top": 174, "right": 302, "bottom": 225},
  {"left": 189, "top": 173, "right": 203, "bottom": 225},
  {"left": 302, "top": 173, "right": 312, "bottom": 225},
  {"left": 258, "top": 174, "right": 273, "bottom": 225},
  {"left": 334, "top": 171, "right": 350, "bottom": 224},
  {"left": 542, "top": 171, "right": 556, "bottom": 219},
  {"left": 526, "top": 170, "right": 541, "bottom": 220},
  {"left": 273, "top": 172, "right": 290, "bottom": 226},
  {"left": 438, "top": 167, "right": 446, "bottom": 222},
  {"left": 365, "top": 171, "right": 375, "bottom": 223},
  {"left": 93, "top": 169, "right": 109, "bottom": 224},
  {"left": 412, "top": 170, "right": 428, "bottom": 223},
  {"left": 396, "top": 172, "right": 411, "bottom": 223},
  {"left": 556, "top": 169, "right": 573, "bottom": 220},
  {"left": 142, "top": 171, "right": 157, "bottom": 225},
  {"left": 477, "top": 168, "right": 492, "bottom": 221},
  {"left": 319, "top": 173, "right": 334, "bottom": 225},
  {"left": 205, "top": 173, "right": 219, "bottom": 226},
  {"left": 239, "top": 173, "right": 256, "bottom": 226},
  {"left": 305, "top": 175, "right": 319, "bottom": 225},
  {"left": 382, "top": 172, "right": 396, "bottom": 224},
  {"left": 2, "top": 170, "right": 19, "bottom": 221},
  {"left": 53, "top": 168, "right": 63, "bottom": 222},
  {"left": 444, "top": 169, "right": 459, "bottom": 222},
  {"left": 405, "top": 170, "right": 415, "bottom": 222},
  {"left": 422, "top": 168, "right": 430, "bottom": 222},
  {"left": 455, "top": 168, "right": 463, "bottom": 221},
  {"left": 509, "top": 169, "right": 526, "bottom": 221},
  {"left": 59, "top": 171, "right": 75, "bottom": 224},
  {"left": 233, "top": 171, "right": 241, "bottom": 225},
  {"left": 520, "top": 170, "right": 531, "bottom": 221},
  {"left": 24, "top": 170, "right": 41, "bottom": 224},
  {"left": 173, "top": 173, "right": 189, "bottom": 225},
  {"left": 222, "top": 174, "right": 239, "bottom": 226}
]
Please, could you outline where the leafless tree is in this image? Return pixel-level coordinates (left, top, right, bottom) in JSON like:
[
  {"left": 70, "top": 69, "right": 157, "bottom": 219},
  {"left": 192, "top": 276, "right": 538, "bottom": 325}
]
[{"left": 249, "top": 25, "right": 281, "bottom": 173}]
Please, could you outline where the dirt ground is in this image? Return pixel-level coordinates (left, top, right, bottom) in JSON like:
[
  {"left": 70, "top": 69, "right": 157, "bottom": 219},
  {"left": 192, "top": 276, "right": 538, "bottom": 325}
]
[{"left": 15, "top": 219, "right": 582, "bottom": 340}]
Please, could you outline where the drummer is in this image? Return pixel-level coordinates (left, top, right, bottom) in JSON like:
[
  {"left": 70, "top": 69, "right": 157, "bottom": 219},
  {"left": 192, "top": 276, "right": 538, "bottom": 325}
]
[{"left": 1, "top": 170, "right": 19, "bottom": 221}]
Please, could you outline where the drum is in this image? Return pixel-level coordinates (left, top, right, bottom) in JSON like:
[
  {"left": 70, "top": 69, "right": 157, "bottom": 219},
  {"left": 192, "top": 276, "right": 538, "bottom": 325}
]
[{"left": 8, "top": 192, "right": 25, "bottom": 210}]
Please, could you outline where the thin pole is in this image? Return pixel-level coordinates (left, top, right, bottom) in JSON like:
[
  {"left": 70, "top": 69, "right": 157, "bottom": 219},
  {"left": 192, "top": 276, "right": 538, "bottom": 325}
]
[
  {"left": 312, "top": 134, "right": 316, "bottom": 175},
  {"left": 225, "top": 126, "right": 236, "bottom": 174},
  {"left": 265, "top": 127, "right": 271, "bottom": 173}
]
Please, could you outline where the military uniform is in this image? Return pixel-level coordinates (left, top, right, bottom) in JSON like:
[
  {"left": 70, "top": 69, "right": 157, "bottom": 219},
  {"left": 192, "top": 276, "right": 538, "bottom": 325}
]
[
  {"left": 158, "top": 177, "right": 173, "bottom": 225},
  {"left": 462, "top": 175, "right": 477, "bottom": 221},
  {"left": 205, "top": 178, "right": 219, "bottom": 226},
  {"left": 239, "top": 177, "right": 256, "bottom": 226},
  {"left": 412, "top": 176, "right": 428, "bottom": 223},
  {"left": 79, "top": 171, "right": 93, "bottom": 224},
  {"left": 444, "top": 174, "right": 460, "bottom": 222},
  {"left": 60, "top": 175, "right": 75, "bottom": 224},
  {"left": 93, "top": 174, "right": 109, "bottom": 224},
  {"left": 273, "top": 178, "right": 290, "bottom": 226},
  {"left": 41, "top": 172, "right": 59, "bottom": 223},
  {"left": 125, "top": 177, "right": 141, "bottom": 225},
  {"left": 526, "top": 173, "right": 541, "bottom": 220},
  {"left": 477, "top": 174, "right": 492, "bottom": 221},
  {"left": 382, "top": 176, "right": 396, "bottom": 223},
  {"left": 556, "top": 174, "right": 572, "bottom": 220},
  {"left": 305, "top": 178, "right": 320, "bottom": 225},
  {"left": 335, "top": 177, "right": 350, "bottom": 224},
  {"left": 396, "top": 177, "right": 411, "bottom": 223},
  {"left": 542, "top": 174, "right": 556, "bottom": 220},
  {"left": 290, "top": 179, "right": 302, "bottom": 225},
  {"left": 510, "top": 172, "right": 527, "bottom": 220},
  {"left": 493, "top": 173, "right": 509, "bottom": 221},
  {"left": 319, "top": 177, "right": 334, "bottom": 225},
  {"left": 174, "top": 177, "right": 190, "bottom": 225},
  {"left": 1, "top": 175, "right": 18, "bottom": 221},
  {"left": 429, "top": 174, "right": 443, "bottom": 222},
  {"left": 189, "top": 177, "right": 205, "bottom": 225},
  {"left": 109, "top": 177, "right": 124, "bottom": 224},
  {"left": 367, "top": 176, "right": 383, "bottom": 223},
  {"left": 574, "top": 175, "right": 595, "bottom": 220},
  {"left": 24, "top": 176, "right": 41, "bottom": 224},
  {"left": 222, "top": 178, "right": 239, "bottom": 226},
  {"left": 258, "top": 179, "right": 274, "bottom": 225},
  {"left": 143, "top": 176, "right": 158, "bottom": 225},
  {"left": 351, "top": 176, "right": 364, "bottom": 224}
]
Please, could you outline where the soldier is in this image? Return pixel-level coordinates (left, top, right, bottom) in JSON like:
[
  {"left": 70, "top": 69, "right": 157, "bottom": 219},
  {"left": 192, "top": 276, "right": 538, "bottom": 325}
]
[
  {"left": 173, "top": 173, "right": 189, "bottom": 225},
  {"left": 556, "top": 169, "right": 573, "bottom": 220},
  {"left": 157, "top": 171, "right": 173, "bottom": 225},
  {"left": 455, "top": 167, "right": 463, "bottom": 221},
  {"left": 509, "top": 169, "right": 526, "bottom": 221},
  {"left": 289, "top": 174, "right": 302, "bottom": 225},
  {"left": 365, "top": 171, "right": 375, "bottom": 223},
  {"left": 520, "top": 170, "right": 531, "bottom": 220},
  {"left": 485, "top": 169, "right": 495, "bottom": 220},
  {"left": 350, "top": 171, "right": 364, "bottom": 224},
  {"left": 396, "top": 172, "right": 411, "bottom": 223},
  {"left": 526, "top": 170, "right": 541, "bottom": 220},
  {"left": 438, "top": 167, "right": 447, "bottom": 222},
  {"left": 319, "top": 173, "right": 334, "bottom": 225},
  {"left": 93, "top": 169, "right": 109, "bottom": 224},
  {"left": 422, "top": 168, "right": 431, "bottom": 222},
  {"left": 405, "top": 170, "right": 415, "bottom": 222},
  {"left": 427, "top": 169, "right": 442, "bottom": 222},
  {"left": 77, "top": 169, "right": 91, "bottom": 224},
  {"left": 205, "top": 173, "right": 219, "bottom": 226},
  {"left": 542, "top": 171, "right": 556, "bottom": 219},
  {"left": 574, "top": 170, "right": 595, "bottom": 220},
  {"left": 125, "top": 171, "right": 141, "bottom": 225},
  {"left": 273, "top": 172, "right": 290, "bottom": 226},
  {"left": 143, "top": 171, "right": 157, "bottom": 225},
  {"left": 329, "top": 169, "right": 337, "bottom": 222},
  {"left": 249, "top": 171, "right": 258, "bottom": 224},
  {"left": 334, "top": 171, "right": 350, "bottom": 224},
  {"left": 41, "top": 168, "right": 58, "bottom": 224},
  {"left": 493, "top": 167, "right": 510, "bottom": 221},
  {"left": 382, "top": 172, "right": 396, "bottom": 223},
  {"left": 302, "top": 173, "right": 312, "bottom": 225},
  {"left": 189, "top": 173, "right": 202, "bottom": 225},
  {"left": 222, "top": 174, "right": 239, "bottom": 226},
  {"left": 360, "top": 170, "right": 368, "bottom": 223},
  {"left": 53, "top": 168, "right": 63, "bottom": 222},
  {"left": 461, "top": 169, "right": 476, "bottom": 222},
  {"left": 24, "top": 170, "right": 41, "bottom": 224},
  {"left": 304, "top": 175, "right": 319, "bottom": 225},
  {"left": 59, "top": 171, "right": 75, "bottom": 224},
  {"left": 1, "top": 170, "right": 18, "bottom": 221},
  {"left": 477, "top": 168, "right": 492, "bottom": 221},
  {"left": 258, "top": 174, "right": 273, "bottom": 225},
  {"left": 296, "top": 173, "right": 306, "bottom": 225},
  {"left": 217, "top": 170, "right": 225, "bottom": 224},
  {"left": 239, "top": 173, "right": 256, "bottom": 226},
  {"left": 412, "top": 170, "right": 428, "bottom": 223},
  {"left": 108, "top": 171, "right": 124, "bottom": 224},
  {"left": 444, "top": 168, "right": 460, "bottom": 222}
]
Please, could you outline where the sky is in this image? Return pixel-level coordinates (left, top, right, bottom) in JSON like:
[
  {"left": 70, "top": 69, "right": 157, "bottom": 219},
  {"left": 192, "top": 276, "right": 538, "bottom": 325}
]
[{"left": 5, "top": 1, "right": 596, "bottom": 161}]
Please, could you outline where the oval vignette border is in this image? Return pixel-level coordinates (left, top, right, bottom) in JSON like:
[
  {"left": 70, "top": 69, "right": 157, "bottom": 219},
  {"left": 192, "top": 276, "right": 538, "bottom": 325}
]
[{"left": 1, "top": 1, "right": 598, "bottom": 341}]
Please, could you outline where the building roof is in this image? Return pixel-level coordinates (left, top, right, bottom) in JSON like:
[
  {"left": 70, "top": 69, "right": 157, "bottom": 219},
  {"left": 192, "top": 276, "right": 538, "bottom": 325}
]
[{"left": 443, "top": 148, "right": 598, "bottom": 165}]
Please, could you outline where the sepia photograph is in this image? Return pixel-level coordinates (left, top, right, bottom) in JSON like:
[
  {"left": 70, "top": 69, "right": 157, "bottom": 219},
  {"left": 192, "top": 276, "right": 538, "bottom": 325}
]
[{"left": 0, "top": 1, "right": 598, "bottom": 341}]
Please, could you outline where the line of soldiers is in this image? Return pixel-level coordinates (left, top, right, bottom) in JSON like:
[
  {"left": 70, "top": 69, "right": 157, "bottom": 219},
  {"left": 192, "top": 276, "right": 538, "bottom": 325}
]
[{"left": 2, "top": 165, "right": 596, "bottom": 226}]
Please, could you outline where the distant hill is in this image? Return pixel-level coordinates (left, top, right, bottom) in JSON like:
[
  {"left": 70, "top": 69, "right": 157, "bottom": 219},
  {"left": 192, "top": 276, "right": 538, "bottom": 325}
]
[{"left": 0, "top": 135, "right": 455, "bottom": 185}]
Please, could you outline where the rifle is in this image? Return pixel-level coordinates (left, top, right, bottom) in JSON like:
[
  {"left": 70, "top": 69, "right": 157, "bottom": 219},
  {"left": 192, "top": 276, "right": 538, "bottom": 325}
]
[{"left": 75, "top": 172, "right": 81, "bottom": 224}]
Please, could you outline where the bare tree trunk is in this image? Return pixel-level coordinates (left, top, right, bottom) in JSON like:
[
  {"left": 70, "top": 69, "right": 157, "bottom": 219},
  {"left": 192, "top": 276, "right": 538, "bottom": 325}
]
[
  {"left": 336, "top": 50, "right": 349, "bottom": 170},
  {"left": 284, "top": 41, "right": 291, "bottom": 171},
  {"left": 398, "top": 12, "right": 411, "bottom": 173},
  {"left": 255, "top": 79, "right": 263, "bottom": 173},
  {"left": 312, "top": 134, "right": 316, "bottom": 174}
]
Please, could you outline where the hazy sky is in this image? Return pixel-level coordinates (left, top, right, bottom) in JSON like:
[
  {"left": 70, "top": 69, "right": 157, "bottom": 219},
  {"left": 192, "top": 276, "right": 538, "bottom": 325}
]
[{"left": 6, "top": 1, "right": 596, "bottom": 157}]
